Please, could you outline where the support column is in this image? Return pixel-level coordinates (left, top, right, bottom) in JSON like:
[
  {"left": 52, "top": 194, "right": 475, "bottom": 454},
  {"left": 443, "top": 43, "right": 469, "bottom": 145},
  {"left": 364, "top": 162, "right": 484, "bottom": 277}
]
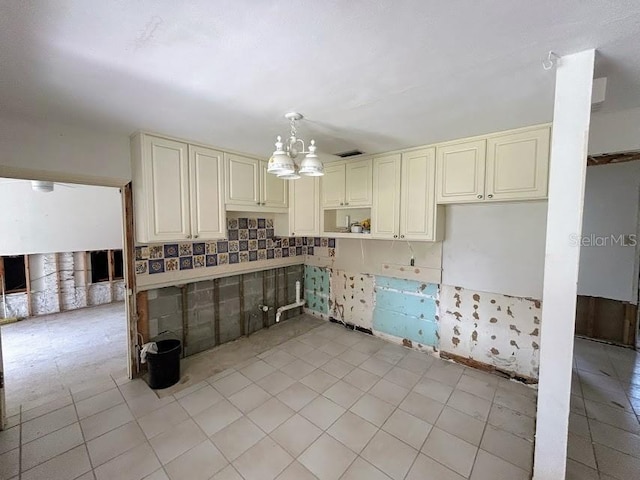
[{"left": 534, "top": 49, "right": 595, "bottom": 479}]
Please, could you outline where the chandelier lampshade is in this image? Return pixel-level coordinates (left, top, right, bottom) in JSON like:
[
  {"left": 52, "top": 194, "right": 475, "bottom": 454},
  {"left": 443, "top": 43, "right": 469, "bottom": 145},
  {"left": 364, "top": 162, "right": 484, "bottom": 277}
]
[{"left": 267, "top": 113, "right": 324, "bottom": 179}]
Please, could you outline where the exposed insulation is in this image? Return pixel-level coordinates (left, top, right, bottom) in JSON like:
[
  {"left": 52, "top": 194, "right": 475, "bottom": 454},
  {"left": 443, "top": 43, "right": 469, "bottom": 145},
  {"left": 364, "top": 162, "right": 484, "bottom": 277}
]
[{"left": 439, "top": 284, "right": 541, "bottom": 379}]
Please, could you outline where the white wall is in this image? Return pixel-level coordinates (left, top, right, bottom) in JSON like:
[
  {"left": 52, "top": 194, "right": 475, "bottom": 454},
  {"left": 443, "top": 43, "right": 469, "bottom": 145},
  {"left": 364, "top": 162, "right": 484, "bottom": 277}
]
[
  {"left": 577, "top": 162, "right": 640, "bottom": 303},
  {"left": 589, "top": 106, "right": 640, "bottom": 155},
  {"left": 0, "top": 179, "right": 123, "bottom": 255},
  {"left": 442, "top": 201, "right": 548, "bottom": 299},
  {"left": 0, "top": 114, "right": 131, "bottom": 186}
]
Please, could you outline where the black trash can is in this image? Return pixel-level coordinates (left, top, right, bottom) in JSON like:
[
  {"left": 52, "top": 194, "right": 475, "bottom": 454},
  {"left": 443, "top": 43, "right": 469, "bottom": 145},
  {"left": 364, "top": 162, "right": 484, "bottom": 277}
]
[{"left": 147, "top": 339, "right": 181, "bottom": 389}]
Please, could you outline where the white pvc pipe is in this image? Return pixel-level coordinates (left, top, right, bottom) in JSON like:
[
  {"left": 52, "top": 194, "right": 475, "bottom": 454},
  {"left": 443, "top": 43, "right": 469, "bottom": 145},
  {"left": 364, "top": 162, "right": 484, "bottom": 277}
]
[
  {"left": 276, "top": 281, "right": 305, "bottom": 323},
  {"left": 295, "top": 280, "right": 301, "bottom": 303}
]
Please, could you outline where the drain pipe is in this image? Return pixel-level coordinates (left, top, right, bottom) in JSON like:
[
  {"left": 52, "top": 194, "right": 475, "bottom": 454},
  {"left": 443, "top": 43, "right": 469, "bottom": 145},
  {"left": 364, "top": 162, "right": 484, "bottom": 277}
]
[{"left": 275, "top": 280, "right": 305, "bottom": 323}]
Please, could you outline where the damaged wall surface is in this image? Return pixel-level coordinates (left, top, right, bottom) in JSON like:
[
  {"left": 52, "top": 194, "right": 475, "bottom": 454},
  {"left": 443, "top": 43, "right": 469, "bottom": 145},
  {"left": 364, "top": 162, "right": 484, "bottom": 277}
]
[
  {"left": 328, "top": 269, "right": 376, "bottom": 330},
  {"left": 439, "top": 284, "right": 541, "bottom": 380}
]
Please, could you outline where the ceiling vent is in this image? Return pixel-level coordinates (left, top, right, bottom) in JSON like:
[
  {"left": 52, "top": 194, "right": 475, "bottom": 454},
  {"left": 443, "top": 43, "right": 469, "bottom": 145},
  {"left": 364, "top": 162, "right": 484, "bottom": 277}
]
[{"left": 335, "top": 149, "right": 364, "bottom": 158}]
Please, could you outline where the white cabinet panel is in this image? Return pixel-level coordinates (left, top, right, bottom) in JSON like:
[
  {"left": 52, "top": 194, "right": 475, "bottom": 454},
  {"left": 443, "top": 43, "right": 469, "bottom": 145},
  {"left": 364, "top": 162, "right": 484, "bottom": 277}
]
[
  {"left": 372, "top": 154, "right": 401, "bottom": 239},
  {"left": 321, "top": 163, "right": 346, "bottom": 207},
  {"left": 261, "top": 161, "right": 288, "bottom": 208},
  {"left": 486, "top": 127, "right": 550, "bottom": 201},
  {"left": 144, "top": 135, "right": 190, "bottom": 242},
  {"left": 436, "top": 140, "right": 486, "bottom": 203},
  {"left": 401, "top": 148, "right": 438, "bottom": 240},
  {"left": 189, "top": 145, "right": 226, "bottom": 240},
  {"left": 289, "top": 175, "right": 319, "bottom": 236},
  {"left": 346, "top": 159, "right": 372, "bottom": 206},
  {"left": 226, "top": 153, "right": 260, "bottom": 206}
]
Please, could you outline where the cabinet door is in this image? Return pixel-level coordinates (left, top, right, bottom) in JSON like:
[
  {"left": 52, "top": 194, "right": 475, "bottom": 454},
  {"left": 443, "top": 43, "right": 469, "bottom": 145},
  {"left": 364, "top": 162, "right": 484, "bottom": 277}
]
[
  {"left": 321, "top": 163, "right": 346, "bottom": 207},
  {"left": 189, "top": 145, "right": 226, "bottom": 240},
  {"left": 143, "top": 135, "right": 191, "bottom": 242},
  {"left": 345, "top": 158, "right": 372, "bottom": 206},
  {"left": 289, "top": 175, "right": 320, "bottom": 236},
  {"left": 260, "top": 161, "right": 288, "bottom": 208},
  {"left": 485, "top": 127, "right": 550, "bottom": 201},
  {"left": 225, "top": 154, "right": 260, "bottom": 206},
  {"left": 436, "top": 140, "right": 486, "bottom": 203},
  {"left": 400, "top": 148, "right": 437, "bottom": 240},
  {"left": 371, "top": 154, "right": 401, "bottom": 239}
]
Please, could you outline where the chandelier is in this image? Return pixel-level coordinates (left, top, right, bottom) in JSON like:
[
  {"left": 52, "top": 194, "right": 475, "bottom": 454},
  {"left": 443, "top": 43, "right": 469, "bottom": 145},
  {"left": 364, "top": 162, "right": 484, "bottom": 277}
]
[{"left": 267, "top": 112, "right": 324, "bottom": 179}]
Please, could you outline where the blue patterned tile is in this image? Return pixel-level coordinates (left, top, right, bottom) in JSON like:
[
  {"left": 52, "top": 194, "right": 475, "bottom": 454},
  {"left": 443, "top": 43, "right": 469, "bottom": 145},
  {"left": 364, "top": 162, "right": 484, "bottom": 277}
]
[
  {"left": 229, "top": 252, "right": 239, "bottom": 264},
  {"left": 239, "top": 240, "right": 248, "bottom": 251},
  {"left": 135, "top": 261, "right": 147, "bottom": 274},
  {"left": 296, "top": 246, "right": 302, "bottom": 255},
  {"left": 267, "top": 249, "right": 274, "bottom": 259},
  {"left": 302, "top": 237, "right": 308, "bottom": 246},
  {"left": 258, "top": 218, "right": 266, "bottom": 229},
  {"left": 206, "top": 254, "right": 217, "bottom": 267},
  {"left": 149, "top": 259, "right": 164, "bottom": 274},
  {"left": 135, "top": 246, "right": 143, "bottom": 260},
  {"left": 328, "top": 238, "right": 336, "bottom": 248},
  {"left": 275, "top": 248, "right": 282, "bottom": 258},
  {"left": 308, "top": 246, "right": 314, "bottom": 255},
  {"left": 180, "top": 257, "right": 193, "bottom": 270},
  {"left": 302, "top": 246, "right": 308, "bottom": 255},
  {"left": 249, "top": 250, "right": 258, "bottom": 261},
  {"left": 164, "top": 244, "right": 178, "bottom": 258},
  {"left": 295, "top": 237, "right": 303, "bottom": 246},
  {"left": 289, "top": 247, "right": 296, "bottom": 256},
  {"left": 228, "top": 229, "right": 239, "bottom": 240},
  {"left": 314, "top": 237, "right": 321, "bottom": 247},
  {"left": 248, "top": 218, "right": 257, "bottom": 229},
  {"left": 258, "top": 239, "right": 266, "bottom": 250},
  {"left": 238, "top": 218, "right": 248, "bottom": 229},
  {"left": 193, "top": 242, "right": 206, "bottom": 255},
  {"left": 282, "top": 248, "right": 289, "bottom": 257},
  {"left": 321, "top": 238, "right": 329, "bottom": 247},
  {"left": 249, "top": 229, "right": 257, "bottom": 239},
  {"left": 266, "top": 229, "right": 275, "bottom": 239},
  {"left": 217, "top": 241, "right": 228, "bottom": 253}
]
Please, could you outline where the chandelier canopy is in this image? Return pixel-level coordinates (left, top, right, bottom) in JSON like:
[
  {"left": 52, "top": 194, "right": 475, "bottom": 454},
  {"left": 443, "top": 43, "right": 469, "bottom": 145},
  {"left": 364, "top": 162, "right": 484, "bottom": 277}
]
[{"left": 267, "top": 112, "right": 324, "bottom": 179}]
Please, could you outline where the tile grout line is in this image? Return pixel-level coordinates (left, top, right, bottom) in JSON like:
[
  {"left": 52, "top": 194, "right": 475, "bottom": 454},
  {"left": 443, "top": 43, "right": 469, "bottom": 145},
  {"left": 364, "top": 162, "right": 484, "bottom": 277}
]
[
  {"left": 18, "top": 403, "right": 22, "bottom": 480},
  {"left": 69, "top": 385, "right": 95, "bottom": 479}
]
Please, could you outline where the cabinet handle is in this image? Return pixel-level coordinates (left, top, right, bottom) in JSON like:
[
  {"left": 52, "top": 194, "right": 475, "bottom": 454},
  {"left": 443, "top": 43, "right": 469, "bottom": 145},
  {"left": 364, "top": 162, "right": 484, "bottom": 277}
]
[
  {"left": 393, "top": 235, "right": 398, "bottom": 238},
  {"left": 262, "top": 202, "right": 266, "bottom": 205},
  {"left": 292, "top": 232, "right": 295, "bottom": 236},
  {"left": 400, "top": 235, "right": 405, "bottom": 238},
  {"left": 345, "top": 202, "right": 349, "bottom": 206},
  {"left": 194, "top": 235, "right": 199, "bottom": 239},
  {"left": 186, "top": 235, "right": 192, "bottom": 239},
  {"left": 487, "top": 194, "right": 493, "bottom": 199},
  {"left": 477, "top": 194, "right": 483, "bottom": 199},
  {"left": 256, "top": 202, "right": 261, "bottom": 205},
  {"left": 340, "top": 202, "right": 344, "bottom": 206}
]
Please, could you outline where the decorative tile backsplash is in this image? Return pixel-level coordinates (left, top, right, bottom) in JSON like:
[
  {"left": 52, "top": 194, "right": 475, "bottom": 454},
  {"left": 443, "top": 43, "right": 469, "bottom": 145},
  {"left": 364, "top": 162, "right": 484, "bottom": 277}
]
[{"left": 135, "top": 218, "right": 336, "bottom": 275}]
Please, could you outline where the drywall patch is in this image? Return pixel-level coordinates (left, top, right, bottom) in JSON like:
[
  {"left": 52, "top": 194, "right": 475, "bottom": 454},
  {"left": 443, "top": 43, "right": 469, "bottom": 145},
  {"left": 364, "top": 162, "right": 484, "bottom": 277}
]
[
  {"left": 329, "top": 269, "right": 375, "bottom": 330},
  {"left": 439, "top": 284, "right": 541, "bottom": 379},
  {"left": 372, "top": 276, "right": 439, "bottom": 348},
  {"left": 304, "top": 265, "right": 329, "bottom": 315}
]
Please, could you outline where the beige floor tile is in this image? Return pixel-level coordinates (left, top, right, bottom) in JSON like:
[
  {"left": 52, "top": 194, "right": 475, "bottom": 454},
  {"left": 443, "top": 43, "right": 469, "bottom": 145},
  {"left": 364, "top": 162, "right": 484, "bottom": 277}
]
[
  {"left": 256, "top": 371, "right": 296, "bottom": 395},
  {"left": 422, "top": 427, "right": 478, "bottom": 478},
  {"left": 318, "top": 340, "right": 350, "bottom": 357},
  {"left": 137, "top": 401, "right": 189, "bottom": 439},
  {"left": 362, "top": 430, "right": 418, "bottom": 480},
  {"left": 276, "top": 460, "right": 319, "bottom": 480},
  {"left": 397, "top": 353, "right": 433, "bottom": 375},
  {"left": 248, "top": 397, "right": 295, "bottom": 433},
  {"left": 279, "top": 359, "right": 316, "bottom": 380},
  {"left": 342, "top": 368, "right": 380, "bottom": 391},
  {"left": 299, "top": 433, "right": 356, "bottom": 480},
  {"left": 192, "top": 399, "right": 243, "bottom": 436},
  {"left": 270, "top": 414, "right": 322, "bottom": 457},
  {"left": 172, "top": 381, "right": 208, "bottom": 400},
  {"left": 320, "top": 358, "right": 354, "bottom": 379},
  {"left": 567, "top": 431, "right": 597, "bottom": 469},
  {"left": 341, "top": 457, "right": 392, "bottom": 480},
  {"left": 80, "top": 403, "right": 135, "bottom": 441},
  {"left": 210, "top": 417, "right": 265, "bottom": 461},
  {"left": 303, "top": 349, "right": 333, "bottom": 368},
  {"left": 424, "top": 362, "right": 464, "bottom": 387},
  {"left": 88, "top": 421, "right": 145, "bottom": 466},
  {"left": 277, "top": 382, "right": 319, "bottom": 411},
  {"left": 227, "top": 384, "right": 272, "bottom": 413},
  {"left": 21, "top": 404, "right": 78, "bottom": 444},
  {"left": 262, "top": 350, "right": 297, "bottom": 370},
  {"left": 327, "top": 411, "right": 378, "bottom": 453},
  {"left": 21, "top": 422, "right": 84, "bottom": 471},
  {"left": 239, "top": 359, "right": 276, "bottom": 381},
  {"left": 406, "top": 453, "right": 465, "bottom": 480},
  {"left": 360, "top": 357, "right": 394, "bottom": 377},
  {"left": 0, "top": 448, "right": 19, "bottom": 480},
  {"left": 233, "top": 437, "right": 293, "bottom": 480},
  {"left": 323, "top": 380, "right": 364, "bottom": 409},
  {"left": 447, "top": 389, "right": 492, "bottom": 421},
  {"left": 177, "top": 385, "right": 223, "bottom": 416},
  {"left": 143, "top": 470, "right": 170, "bottom": 480},
  {"left": 570, "top": 394, "right": 586, "bottom": 416},
  {"left": 21, "top": 396, "right": 73, "bottom": 423},
  {"left": 480, "top": 424, "right": 534, "bottom": 471},
  {"left": 350, "top": 393, "right": 395, "bottom": 427},
  {"left": 118, "top": 379, "right": 152, "bottom": 402},
  {"left": 584, "top": 399, "right": 640, "bottom": 434},
  {"left": 300, "top": 395, "right": 345, "bottom": 430},
  {"left": 493, "top": 390, "right": 537, "bottom": 418},
  {"left": 383, "top": 408, "right": 432, "bottom": 450},
  {"left": 300, "top": 369, "right": 339, "bottom": 393},
  {"left": 281, "top": 340, "right": 315, "bottom": 358},
  {"left": 487, "top": 403, "right": 535, "bottom": 441},
  {"left": 149, "top": 418, "right": 206, "bottom": 465},
  {"left": 211, "top": 465, "right": 243, "bottom": 480},
  {"left": 126, "top": 391, "right": 175, "bottom": 419},
  {"left": 351, "top": 338, "right": 384, "bottom": 355},
  {"left": 589, "top": 418, "right": 640, "bottom": 458},
  {"left": 456, "top": 374, "right": 497, "bottom": 401},
  {"left": 469, "top": 449, "right": 529, "bottom": 480},
  {"left": 165, "top": 439, "right": 228, "bottom": 480},
  {"left": 399, "top": 391, "right": 445, "bottom": 424},
  {"left": 20, "top": 445, "right": 91, "bottom": 480},
  {"left": 0, "top": 426, "right": 19, "bottom": 455},
  {"left": 76, "top": 389, "right": 125, "bottom": 419},
  {"left": 412, "top": 378, "right": 454, "bottom": 404},
  {"left": 337, "top": 349, "right": 369, "bottom": 367},
  {"left": 211, "top": 372, "right": 253, "bottom": 397},
  {"left": 436, "top": 406, "right": 485, "bottom": 446},
  {"left": 565, "top": 458, "right": 599, "bottom": 480},
  {"left": 568, "top": 412, "right": 590, "bottom": 438},
  {"left": 94, "top": 442, "right": 161, "bottom": 480},
  {"left": 369, "top": 379, "right": 409, "bottom": 406},
  {"left": 383, "top": 366, "right": 420, "bottom": 389}
]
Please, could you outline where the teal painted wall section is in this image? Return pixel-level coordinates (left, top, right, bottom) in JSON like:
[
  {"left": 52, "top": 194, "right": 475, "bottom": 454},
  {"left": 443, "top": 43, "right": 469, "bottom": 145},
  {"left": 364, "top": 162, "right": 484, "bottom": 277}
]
[
  {"left": 304, "top": 265, "right": 330, "bottom": 315},
  {"left": 373, "top": 276, "right": 439, "bottom": 348}
]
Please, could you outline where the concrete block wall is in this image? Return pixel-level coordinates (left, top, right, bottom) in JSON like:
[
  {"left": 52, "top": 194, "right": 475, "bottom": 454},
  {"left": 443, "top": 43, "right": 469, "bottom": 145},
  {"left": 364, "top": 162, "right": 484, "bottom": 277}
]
[{"left": 146, "top": 265, "right": 304, "bottom": 357}]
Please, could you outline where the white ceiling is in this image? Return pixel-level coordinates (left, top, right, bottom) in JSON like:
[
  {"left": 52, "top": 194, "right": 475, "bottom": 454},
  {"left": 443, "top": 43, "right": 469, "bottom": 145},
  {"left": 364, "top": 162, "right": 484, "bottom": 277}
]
[{"left": 1, "top": 1, "right": 639, "bottom": 159}]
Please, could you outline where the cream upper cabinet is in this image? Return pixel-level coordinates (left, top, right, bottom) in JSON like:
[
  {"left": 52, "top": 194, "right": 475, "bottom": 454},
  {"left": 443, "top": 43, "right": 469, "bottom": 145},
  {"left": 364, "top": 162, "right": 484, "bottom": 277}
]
[
  {"left": 372, "top": 149, "right": 442, "bottom": 241},
  {"left": 132, "top": 134, "right": 226, "bottom": 243},
  {"left": 321, "top": 159, "right": 372, "bottom": 207},
  {"left": 371, "top": 154, "right": 401, "bottom": 239},
  {"left": 400, "top": 148, "right": 441, "bottom": 241},
  {"left": 189, "top": 145, "right": 226, "bottom": 239},
  {"left": 485, "top": 127, "right": 550, "bottom": 201},
  {"left": 289, "top": 175, "right": 320, "bottom": 236},
  {"left": 436, "top": 140, "right": 486, "bottom": 203},
  {"left": 225, "top": 154, "right": 288, "bottom": 210}
]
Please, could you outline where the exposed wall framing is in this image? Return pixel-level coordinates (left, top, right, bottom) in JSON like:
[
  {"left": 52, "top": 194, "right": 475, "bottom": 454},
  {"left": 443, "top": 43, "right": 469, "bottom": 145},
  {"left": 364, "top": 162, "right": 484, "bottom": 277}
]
[
  {"left": 587, "top": 150, "right": 640, "bottom": 166},
  {"left": 575, "top": 295, "right": 637, "bottom": 346}
]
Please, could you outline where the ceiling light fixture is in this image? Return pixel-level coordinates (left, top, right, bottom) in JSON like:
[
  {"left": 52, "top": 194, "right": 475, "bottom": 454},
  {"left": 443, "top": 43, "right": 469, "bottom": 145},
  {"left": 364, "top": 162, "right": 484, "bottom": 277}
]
[{"left": 268, "top": 112, "right": 324, "bottom": 179}]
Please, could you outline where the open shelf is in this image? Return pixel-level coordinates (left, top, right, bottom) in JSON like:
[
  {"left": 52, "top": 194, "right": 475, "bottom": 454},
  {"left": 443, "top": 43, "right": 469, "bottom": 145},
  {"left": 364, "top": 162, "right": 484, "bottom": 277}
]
[{"left": 322, "top": 207, "right": 372, "bottom": 238}]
